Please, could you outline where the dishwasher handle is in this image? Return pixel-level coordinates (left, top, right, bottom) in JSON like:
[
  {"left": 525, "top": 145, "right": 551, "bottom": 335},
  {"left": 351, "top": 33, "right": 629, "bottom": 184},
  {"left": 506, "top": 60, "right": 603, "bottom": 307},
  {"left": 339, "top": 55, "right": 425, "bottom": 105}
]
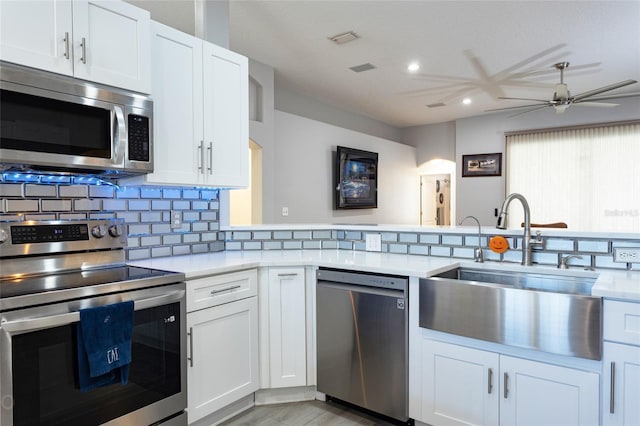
[{"left": 317, "top": 280, "right": 405, "bottom": 299}]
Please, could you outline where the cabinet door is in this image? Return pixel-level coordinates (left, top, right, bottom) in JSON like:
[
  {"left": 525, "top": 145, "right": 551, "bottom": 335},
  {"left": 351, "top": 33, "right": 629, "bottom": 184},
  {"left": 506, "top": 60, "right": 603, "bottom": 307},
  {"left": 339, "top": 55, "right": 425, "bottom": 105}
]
[
  {"left": 143, "top": 21, "right": 204, "bottom": 186},
  {"left": 500, "top": 355, "right": 599, "bottom": 426},
  {"left": 186, "top": 297, "right": 259, "bottom": 423},
  {"left": 267, "top": 267, "right": 307, "bottom": 388},
  {"left": 202, "top": 42, "right": 249, "bottom": 188},
  {"left": 421, "top": 340, "right": 499, "bottom": 426},
  {"left": 603, "top": 342, "right": 640, "bottom": 426},
  {"left": 72, "top": 0, "right": 151, "bottom": 93},
  {"left": 0, "top": 0, "right": 73, "bottom": 75}
]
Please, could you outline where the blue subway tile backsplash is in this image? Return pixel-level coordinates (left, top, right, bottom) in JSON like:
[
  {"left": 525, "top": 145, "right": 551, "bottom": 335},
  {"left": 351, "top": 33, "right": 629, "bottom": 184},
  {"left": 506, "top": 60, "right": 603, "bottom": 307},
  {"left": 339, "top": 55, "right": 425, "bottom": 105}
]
[
  {"left": 0, "top": 176, "right": 223, "bottom": 261},
  {"left": 3, "top": 175, "right": 639, "bottom": 270}
]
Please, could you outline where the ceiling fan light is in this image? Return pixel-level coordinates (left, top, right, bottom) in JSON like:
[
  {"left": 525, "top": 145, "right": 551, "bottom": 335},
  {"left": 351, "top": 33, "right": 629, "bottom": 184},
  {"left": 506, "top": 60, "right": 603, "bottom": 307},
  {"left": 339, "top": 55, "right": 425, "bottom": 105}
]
[{"left": 554, "top": 104, "right": 570, "bottom": 114}]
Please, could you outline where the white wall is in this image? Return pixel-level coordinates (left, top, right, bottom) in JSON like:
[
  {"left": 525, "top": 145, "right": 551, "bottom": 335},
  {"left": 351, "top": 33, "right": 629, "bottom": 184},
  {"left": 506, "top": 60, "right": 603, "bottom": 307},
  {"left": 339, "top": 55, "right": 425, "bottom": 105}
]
[
  {"left": 455, "top": 96, "right": 640, "bottom": 225},
  {"left": 275, "top": 85, "right": 403, "bottom": 143},
  {"left": 402, "top": 121, "right": 456, "bottom": 165},
  {"left": 271, "top": 111, "right": 419, "bottom": 224}
]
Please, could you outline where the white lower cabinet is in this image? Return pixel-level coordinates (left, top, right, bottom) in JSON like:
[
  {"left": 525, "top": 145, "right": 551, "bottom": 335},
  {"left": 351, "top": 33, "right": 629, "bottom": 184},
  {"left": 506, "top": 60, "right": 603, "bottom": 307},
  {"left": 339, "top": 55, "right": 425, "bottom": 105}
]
[
  {"left": 602, "top": 299, "right": 640, "bottom": 426},
  {"left": 186, "top": 270, "right": 259, "bottom": 424},
  {"left": 602, "top": 343, "right": 640, "bottom": 426},
  {"left": 259, "top": 267, "right": 315, "bottom": 390},
  {"left": 420, "top": 340, "right": 599, "bottom": 426},
  {"left": 421, "top": 340, "right": 499, "bottom": 426},
  {"left": 499, "top": 355, "right": 599, "bottom": 426}
]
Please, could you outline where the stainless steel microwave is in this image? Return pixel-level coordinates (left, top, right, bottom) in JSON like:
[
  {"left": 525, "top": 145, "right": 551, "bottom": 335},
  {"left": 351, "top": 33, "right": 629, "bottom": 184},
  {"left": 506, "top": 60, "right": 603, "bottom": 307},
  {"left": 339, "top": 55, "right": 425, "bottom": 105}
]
[{"left": 0, "top": 62, "right": 153, "bottom": 177}]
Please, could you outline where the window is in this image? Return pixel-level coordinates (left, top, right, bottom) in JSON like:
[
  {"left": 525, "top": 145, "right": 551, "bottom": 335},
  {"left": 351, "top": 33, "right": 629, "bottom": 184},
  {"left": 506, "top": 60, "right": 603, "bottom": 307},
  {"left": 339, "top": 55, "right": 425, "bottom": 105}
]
[{"left": 506, "top": 122, "right": 640, "bottom": 232}]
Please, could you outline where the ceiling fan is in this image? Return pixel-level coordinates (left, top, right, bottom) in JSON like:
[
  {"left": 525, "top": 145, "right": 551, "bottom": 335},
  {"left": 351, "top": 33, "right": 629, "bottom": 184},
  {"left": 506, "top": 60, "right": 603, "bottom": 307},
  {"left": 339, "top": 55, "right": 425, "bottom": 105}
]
[{"left": 487, "top": 62, "right": 638, "bottom": 116}]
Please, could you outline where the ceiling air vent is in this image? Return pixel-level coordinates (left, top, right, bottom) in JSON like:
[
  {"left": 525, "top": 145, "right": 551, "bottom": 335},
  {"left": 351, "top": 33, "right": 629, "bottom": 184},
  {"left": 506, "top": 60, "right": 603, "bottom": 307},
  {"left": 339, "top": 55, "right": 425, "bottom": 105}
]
[
  {"left": 329, "top": 31, "right": 360, "bottom": 45},
  {"left": 349, "top": 63, "right": 376, "bottom": 73},
  {"left": 427, "top": 102, "right": 446, "bottom": 108}
]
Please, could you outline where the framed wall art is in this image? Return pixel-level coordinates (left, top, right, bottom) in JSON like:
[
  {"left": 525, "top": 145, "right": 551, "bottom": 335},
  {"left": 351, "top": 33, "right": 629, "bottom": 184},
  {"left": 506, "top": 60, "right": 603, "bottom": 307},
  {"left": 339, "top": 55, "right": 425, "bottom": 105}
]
[{"left": 462, "top": 153, "right": 502, "bottom": 177}]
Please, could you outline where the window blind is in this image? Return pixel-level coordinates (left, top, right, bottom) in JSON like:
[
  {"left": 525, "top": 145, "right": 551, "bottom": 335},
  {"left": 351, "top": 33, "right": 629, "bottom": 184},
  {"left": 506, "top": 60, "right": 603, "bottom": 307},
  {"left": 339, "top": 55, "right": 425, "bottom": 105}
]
[{"left": 506, "top": 123, "right": 640, "bottom": 232}]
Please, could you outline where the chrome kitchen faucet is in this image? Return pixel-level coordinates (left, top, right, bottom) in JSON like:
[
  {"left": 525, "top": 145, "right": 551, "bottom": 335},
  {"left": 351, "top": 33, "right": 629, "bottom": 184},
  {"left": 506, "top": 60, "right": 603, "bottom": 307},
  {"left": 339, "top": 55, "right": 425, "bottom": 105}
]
[{"left": 496, "top": 193, "right": 544, "bottom": 266}]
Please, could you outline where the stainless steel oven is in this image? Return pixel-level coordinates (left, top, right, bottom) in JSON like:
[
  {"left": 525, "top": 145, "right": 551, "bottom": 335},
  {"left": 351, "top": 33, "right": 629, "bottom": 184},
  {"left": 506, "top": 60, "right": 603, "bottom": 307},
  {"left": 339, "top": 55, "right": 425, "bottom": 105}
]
[
  {"left": 0, "top": 219, "right": 187, "bottom": 426},
  {"left": 0, "top": 62, "right": 153, "bottom": 177}
]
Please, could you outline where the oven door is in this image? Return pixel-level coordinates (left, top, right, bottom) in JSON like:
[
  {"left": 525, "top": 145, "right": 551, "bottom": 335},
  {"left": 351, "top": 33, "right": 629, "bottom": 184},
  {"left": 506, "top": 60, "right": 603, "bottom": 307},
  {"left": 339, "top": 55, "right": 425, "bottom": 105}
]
[{"left": 0, "top": 283, "right": 187, "bottom": 426}]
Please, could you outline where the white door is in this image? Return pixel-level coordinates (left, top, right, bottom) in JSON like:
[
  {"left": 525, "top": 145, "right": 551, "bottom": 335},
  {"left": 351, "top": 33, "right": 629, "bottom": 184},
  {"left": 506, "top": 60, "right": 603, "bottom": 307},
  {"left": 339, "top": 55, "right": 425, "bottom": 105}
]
[
  {"left": 500, "top": 355, "right": 599, "bottom": 426},
  {"left": 186, "top": 297, "right": 259, "bottom": 423},
  {"left": 267, "top": 267, "right": 307, "bottom": 388},
  {"left": 421, "top": 174, "right": 450, "bottom": 226},
  {"left": 421, "top": 340, "right": 499, "bottom": 426},
  {"left": 202, "top": 41, "right": 249, "bottom": 188},
  {"left": 0, "top": 0, "right": 74, "bottom": 75},
  {"left": 603, "top": 342, "right": 640, "bottom": 426},
  {"left": 144, "top": 22, "right": 204, "bottom": 186},
  {"left": 72, "top": 0, "right": 150, "bottom": 93}
]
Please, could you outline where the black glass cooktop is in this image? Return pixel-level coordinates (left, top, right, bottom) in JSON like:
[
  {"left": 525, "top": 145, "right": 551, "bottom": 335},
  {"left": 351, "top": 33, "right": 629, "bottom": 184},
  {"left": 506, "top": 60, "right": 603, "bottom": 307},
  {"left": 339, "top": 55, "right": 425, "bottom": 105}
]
[{"left": 0, "top": 266, "right": 182, "bottom": 300}]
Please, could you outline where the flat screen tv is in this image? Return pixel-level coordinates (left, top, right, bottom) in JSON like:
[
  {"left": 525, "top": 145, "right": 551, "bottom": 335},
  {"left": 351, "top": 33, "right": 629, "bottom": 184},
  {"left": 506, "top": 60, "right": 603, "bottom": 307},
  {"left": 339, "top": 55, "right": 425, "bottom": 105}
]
[{"left": 335, "top": 146, "right": 378, "bottom": 209}]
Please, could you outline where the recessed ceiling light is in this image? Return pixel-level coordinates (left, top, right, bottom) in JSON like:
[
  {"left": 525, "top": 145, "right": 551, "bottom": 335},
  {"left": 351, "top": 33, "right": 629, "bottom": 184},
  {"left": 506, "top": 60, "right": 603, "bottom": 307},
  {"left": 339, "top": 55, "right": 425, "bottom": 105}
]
[
  {"left": 407, "top": 62, "right": 420, "bottom": 72},
  {"left": 462, "top": 98, "right": 472, "bottom": 105}
]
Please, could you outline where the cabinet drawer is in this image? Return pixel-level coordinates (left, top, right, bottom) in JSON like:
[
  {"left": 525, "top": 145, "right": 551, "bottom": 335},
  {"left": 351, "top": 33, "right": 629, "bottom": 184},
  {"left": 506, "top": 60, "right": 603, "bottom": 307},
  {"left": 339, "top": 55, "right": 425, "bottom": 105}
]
[
  {"left": 187, "top": 269, "right": 257, "bottom": 312},
  {"left": 604, "top": 299, "right": 640, "bottom": 345}
]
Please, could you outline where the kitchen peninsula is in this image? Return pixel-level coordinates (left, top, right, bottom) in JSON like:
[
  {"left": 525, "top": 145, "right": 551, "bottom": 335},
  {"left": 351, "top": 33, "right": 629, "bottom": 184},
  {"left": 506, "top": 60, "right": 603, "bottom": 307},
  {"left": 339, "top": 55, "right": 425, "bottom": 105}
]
[{"left": 130, "top": 222, "right": 640, "bottom": 426}]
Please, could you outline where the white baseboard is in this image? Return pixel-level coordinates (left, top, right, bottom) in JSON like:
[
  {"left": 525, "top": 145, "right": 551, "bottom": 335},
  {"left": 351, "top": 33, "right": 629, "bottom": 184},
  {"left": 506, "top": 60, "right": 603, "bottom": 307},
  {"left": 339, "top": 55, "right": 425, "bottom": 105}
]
[{"left": 254, "top": 386, "right": 317, "bottom": 405}]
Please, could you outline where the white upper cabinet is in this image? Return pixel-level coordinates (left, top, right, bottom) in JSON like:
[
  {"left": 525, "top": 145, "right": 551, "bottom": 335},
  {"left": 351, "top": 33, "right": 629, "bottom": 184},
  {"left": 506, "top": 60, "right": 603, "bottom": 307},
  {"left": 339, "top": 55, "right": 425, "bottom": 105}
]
[
  {"left": 124, "top": 22, "right": 248, "bottom": 188},
  {"left": 0, "top": 0, "right": 74, "bottom": 75},
  {"left": 138, "top": 21, "right": 204, "bottom": 186},
  {"left": 202, "top": 42, "right": 249, "bottom": 188},
  {"left": 0, "top": 0, "right": 151, "bottom": 94}
]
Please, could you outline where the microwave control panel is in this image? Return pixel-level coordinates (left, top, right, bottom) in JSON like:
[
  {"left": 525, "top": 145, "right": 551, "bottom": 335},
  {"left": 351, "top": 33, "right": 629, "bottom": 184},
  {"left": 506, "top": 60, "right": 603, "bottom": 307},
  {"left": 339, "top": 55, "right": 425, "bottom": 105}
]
[{"left": 128, "top": 114, "right": 150, "bottom": 162}]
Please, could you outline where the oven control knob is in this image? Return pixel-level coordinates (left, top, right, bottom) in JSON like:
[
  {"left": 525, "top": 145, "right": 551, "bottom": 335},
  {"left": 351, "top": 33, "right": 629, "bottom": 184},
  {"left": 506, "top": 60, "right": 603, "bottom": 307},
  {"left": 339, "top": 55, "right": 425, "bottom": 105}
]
[
  {"left": 108, "top": 224, "right": 123, "bottom": 237},
  {"left": 91, "top": 225, "right": 107, "bottom": 238},
  {"left": 0, "top": 228, "right": 7, "bottom": 244}
]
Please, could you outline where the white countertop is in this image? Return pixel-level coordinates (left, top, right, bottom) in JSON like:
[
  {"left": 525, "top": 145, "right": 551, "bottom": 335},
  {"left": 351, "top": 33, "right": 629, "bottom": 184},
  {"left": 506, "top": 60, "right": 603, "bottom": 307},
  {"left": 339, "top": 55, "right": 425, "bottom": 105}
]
[{"left": 129, "top": 249, "right": 640, "bottom": 302}]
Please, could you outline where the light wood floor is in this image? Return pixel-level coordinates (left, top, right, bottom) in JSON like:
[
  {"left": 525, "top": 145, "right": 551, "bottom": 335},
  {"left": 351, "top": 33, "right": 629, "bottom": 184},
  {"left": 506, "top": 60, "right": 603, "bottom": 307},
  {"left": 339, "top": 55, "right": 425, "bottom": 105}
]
[{"left": 219, "top": 400, "right": 398, "bottom": 426}]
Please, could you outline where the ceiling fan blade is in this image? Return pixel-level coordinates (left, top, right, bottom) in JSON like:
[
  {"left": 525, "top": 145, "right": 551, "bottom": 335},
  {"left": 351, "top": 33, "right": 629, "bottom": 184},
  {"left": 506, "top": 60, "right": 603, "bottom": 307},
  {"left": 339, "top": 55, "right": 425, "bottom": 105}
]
[
  {"left": 583, "top": 92, "right": 640, "bottom": 102},
  {"left": 464, "top": 50, "right": 506, "bottom": 99},
  {"left": 572, "top": 101, "right": 619, "bottom": 107},
  {"left": 508, "top": 105, "right": 550, "bottom": 118},
  {"left": 572, "top": 80, "right": 638, "bottom": 101},
  {"left": 486, "top": 103, "right": 549, "bottom": 112},
  {"left": 498, "top": 96, "right": 550, "bottom": 102}
]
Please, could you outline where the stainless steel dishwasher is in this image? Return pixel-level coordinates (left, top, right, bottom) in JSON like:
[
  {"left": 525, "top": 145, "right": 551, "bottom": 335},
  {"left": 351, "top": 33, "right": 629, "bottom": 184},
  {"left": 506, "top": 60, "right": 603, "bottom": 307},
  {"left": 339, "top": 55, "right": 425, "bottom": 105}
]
[{"left": 316, "top": 268, "right": 410, "bottom": 423}]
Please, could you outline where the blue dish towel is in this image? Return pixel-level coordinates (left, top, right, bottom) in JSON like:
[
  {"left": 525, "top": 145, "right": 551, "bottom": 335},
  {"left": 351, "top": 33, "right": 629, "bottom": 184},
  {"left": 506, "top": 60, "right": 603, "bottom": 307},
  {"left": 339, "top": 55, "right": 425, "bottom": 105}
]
[{"left": 77, "top": 300, "right": 134, "bottom": 392}]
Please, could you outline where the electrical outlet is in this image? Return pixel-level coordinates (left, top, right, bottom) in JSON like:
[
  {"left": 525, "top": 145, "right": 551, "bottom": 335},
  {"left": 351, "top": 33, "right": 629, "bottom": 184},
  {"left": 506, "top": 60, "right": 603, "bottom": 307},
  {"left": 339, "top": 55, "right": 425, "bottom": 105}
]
[
  {"left": 170, "top": 210, "right": 182, "bottom": 229},
  {"left": 281, "top": 207, "right": 289, "bottom": 216},
  {"left": 365, "top": 233, "right": 382, "bottom": 252},
  {"left": 613, "top": 247, "right": 640, "bottom": 263}
]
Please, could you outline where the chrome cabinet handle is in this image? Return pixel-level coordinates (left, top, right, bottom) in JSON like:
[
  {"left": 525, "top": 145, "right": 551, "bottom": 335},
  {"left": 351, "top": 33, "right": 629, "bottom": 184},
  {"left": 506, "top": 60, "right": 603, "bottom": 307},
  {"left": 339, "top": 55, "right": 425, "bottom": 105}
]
[
  {"left": 277, "top": 273, "right": 299, "bottom": 277},
  {"left": 80, "top": 37, "right": 86, "bottom": 64},
  {"left": 610, "top": 362, "right": 616, "bottom": 414},
  {"left": 207, "top": 142, "right": 213, "bottom": 174},
  {"left": 210, "top": 285, "right": 241, "bottom": 295},
  {"left": 198, "top": 141, "right": 204, "bottom": 173},
  {"left": 488, "top": 368, "right": 493, "bottom": 394},
  {"left": 187, "top": 327, "right": 194, "bottom": 367},
  {"left": 63, "top": 32, "right": 70, "bottom": 59},
  {"left": 503, "top": 372, "right": 509, "bottom": 399}
]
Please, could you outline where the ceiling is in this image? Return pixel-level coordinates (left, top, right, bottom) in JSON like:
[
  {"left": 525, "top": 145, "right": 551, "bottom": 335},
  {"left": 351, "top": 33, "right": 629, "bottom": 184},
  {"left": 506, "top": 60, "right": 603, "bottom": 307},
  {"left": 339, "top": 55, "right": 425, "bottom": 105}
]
[{"left": 228, "top": 1, "right": 640, "bottom": 128}]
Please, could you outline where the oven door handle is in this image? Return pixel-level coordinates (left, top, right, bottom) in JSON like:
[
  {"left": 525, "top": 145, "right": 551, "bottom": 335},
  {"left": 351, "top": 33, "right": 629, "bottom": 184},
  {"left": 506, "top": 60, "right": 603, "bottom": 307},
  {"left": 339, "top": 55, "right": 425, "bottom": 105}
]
[{"left": 1, "top": 290, "right": 185, "bottom": 333}]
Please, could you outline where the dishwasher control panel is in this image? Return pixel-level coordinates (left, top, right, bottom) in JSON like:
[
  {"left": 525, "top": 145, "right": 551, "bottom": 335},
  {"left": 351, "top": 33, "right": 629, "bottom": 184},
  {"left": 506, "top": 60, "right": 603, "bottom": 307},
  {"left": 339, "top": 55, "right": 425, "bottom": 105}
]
[{"left": 317, "top": 268, "right": 408, "bottom": 292}]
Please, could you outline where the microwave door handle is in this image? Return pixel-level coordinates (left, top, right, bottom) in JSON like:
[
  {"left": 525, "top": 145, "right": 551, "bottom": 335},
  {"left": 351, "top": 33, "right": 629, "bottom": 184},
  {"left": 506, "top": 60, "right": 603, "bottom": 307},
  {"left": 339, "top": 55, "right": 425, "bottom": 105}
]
[
  {"left": 0, "top": 289, "right": 185, "bottom": 333},
  {"left": 113, "top": 105, "right": 126, "bottom": 163}
]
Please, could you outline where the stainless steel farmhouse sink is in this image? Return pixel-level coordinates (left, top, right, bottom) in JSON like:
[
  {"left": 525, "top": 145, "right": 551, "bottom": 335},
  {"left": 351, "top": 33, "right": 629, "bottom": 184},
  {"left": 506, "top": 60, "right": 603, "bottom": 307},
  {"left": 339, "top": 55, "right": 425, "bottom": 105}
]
[{"left": 419, "top": 267, "right": 602, "bottom": 360}]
